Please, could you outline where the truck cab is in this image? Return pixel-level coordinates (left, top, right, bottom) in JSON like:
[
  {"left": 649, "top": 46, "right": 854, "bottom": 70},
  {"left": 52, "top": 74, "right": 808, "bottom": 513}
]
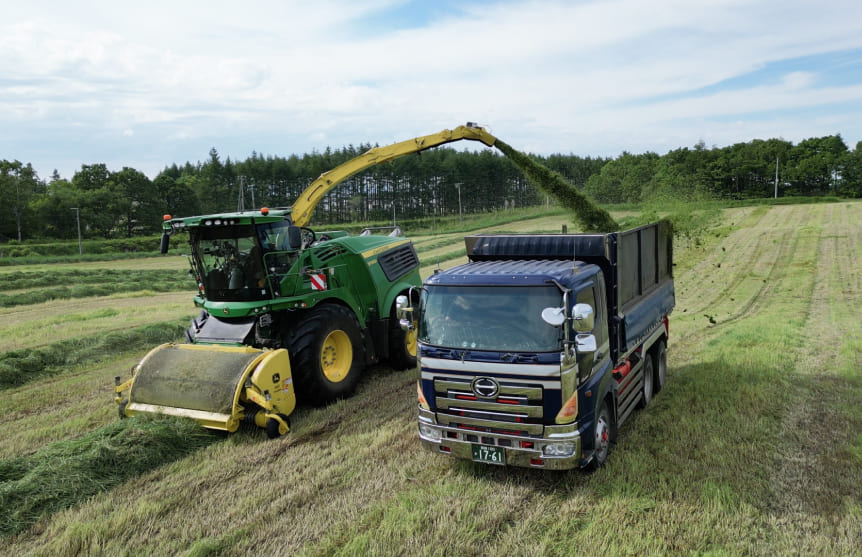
[{"left": 400, "top": 222, "right": 674, "bottom": 469}]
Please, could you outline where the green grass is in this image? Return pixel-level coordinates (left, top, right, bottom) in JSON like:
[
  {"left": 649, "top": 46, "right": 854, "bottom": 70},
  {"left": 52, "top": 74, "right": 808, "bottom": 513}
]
[
  {"left": 0, "top": 416, "right": 219, "bottom": 536},
  {"left": 0, "top": 320, "right": 188, "bottom": 389},
  {"left": 0, "top": 270, "right": 192, "bottom": 307},
  {"left": 0, "top": 269, "right": 187, "bottom": 290}
]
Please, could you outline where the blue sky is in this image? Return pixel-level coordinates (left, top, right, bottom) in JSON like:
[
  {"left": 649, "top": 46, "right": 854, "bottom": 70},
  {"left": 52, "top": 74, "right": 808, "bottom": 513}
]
[{"left": 2, "top": 0, "right": 861, "bottom": 180}]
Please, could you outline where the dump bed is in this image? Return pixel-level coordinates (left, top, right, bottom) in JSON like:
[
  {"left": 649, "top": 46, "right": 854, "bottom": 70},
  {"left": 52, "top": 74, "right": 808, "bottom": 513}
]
[{"left": 464, "top": 220, "right": 674, "bottom": 362}]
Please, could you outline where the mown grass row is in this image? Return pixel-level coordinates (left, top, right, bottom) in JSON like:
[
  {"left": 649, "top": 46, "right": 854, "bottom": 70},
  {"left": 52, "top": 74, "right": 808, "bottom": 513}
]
[
  {"left": 404, "top": 206, "right": 568, "bottom": 236},
  {"left": 0, "top": 277, "right": 192, "bottom": 308},
  {"left": 0, "top": 269, "right": 188, "bottom": 290},
  {"left": 0, "top": 321, "right": 188, "bottom": 389},
  {"left": 0, "top": 415, "right": 219, "bottom": 537},
  {"left": 0, "top": 251, "right": 169, "bottom": 267}
]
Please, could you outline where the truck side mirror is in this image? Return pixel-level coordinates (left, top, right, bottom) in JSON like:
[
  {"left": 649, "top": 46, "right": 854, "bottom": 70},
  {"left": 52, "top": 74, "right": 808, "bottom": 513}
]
[
  {"left": 541, "top": 307, "right": 566, "bottom": 327},
  {"left": 572, "top": 303, "right": 595, "bottom": 332},
  {"left": 287, "top": 226, "right": 303, "bottom": 250},
  {"left": 396, "top": 295, "right": 414, "bottom": 330},
  {"left": 575, "top": 333, "right": 597, "bottom": 353}
]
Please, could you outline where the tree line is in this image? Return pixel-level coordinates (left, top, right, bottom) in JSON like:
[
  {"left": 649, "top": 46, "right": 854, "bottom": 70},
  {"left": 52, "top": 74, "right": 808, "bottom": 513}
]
[{"left": 2, "top": 134, "right": 860, "bottom": 242}]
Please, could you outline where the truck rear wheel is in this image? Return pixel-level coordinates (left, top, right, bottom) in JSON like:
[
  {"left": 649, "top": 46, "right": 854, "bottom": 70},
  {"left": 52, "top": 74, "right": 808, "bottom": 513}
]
[
  {"left": 639, "top": 352, "right": 655, "bottom": 408},
  {"left": 653, "top": 340, "right": 667, "bottom": 394},
  {"left": 287, "top": 304, "right": 366, "bottom": 406}
]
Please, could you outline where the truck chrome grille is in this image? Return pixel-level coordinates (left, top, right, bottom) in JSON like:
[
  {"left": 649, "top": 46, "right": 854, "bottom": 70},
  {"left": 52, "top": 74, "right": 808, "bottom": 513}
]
[{"left": 433, "top": 376, "right": 545, "bottom": 436}]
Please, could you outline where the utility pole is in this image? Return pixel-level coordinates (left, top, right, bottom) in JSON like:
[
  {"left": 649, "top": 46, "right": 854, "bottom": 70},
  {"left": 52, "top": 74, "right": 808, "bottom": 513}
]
[
  {"left": 237, "top": 176, "right": 246, "bottom": 212},
  {"left": 455, "top": 183, "right": 463, "bottom": 224},
  {"left": 14, "top": 172, "right": 22, "bottom": 242},
  {"left": 71, "top": 207, "right": 82, "bottom": 255},
  {"left": 774, "top": 156, "right": 779, "bottom": 199}
]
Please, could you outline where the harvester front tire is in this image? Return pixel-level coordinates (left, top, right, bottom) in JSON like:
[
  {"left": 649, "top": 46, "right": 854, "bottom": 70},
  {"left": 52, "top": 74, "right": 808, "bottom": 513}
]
[{"left": 288, "top": 304, "right": 366, "bottom": 406}]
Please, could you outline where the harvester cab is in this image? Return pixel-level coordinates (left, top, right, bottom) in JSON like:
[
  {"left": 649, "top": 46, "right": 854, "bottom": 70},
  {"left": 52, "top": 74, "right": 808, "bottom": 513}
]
[{"left": 115, "top": 123, "right": 499, "bottom": 438}]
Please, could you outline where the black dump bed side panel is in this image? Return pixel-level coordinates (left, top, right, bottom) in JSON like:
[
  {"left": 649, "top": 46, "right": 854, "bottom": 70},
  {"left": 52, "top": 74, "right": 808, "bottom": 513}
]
[
  {"left": 615, "top": 221, "right": 674, "bottom": 313},
  {"left": 603, "top": 221, "right": 675, "bottom": 359},
  {"left": 464, "top": 220, "right": 674, "bottom": 361}
]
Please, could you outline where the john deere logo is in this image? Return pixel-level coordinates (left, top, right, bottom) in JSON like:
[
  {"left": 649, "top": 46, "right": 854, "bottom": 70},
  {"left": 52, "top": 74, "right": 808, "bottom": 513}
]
[{"left": 471, "top": 377, "right": 499, "bottom": 398}]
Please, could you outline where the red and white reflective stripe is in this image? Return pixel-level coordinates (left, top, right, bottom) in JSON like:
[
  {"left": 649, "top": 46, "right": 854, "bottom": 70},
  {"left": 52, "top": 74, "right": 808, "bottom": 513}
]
[{"left": 310, "top": 273, "right": 327, "bottom": 291}]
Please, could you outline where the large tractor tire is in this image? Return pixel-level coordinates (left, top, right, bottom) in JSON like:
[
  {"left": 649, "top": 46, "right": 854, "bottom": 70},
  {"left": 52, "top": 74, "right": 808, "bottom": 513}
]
[{"left": 287, "top": 304, "right": 366, "bottom": 406}]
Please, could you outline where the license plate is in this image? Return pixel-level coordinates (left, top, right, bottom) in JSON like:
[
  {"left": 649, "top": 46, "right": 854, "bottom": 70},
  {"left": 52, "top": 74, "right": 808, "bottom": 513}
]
[{"left": 471, "top": 444, "right": 505, "bottom": 465}]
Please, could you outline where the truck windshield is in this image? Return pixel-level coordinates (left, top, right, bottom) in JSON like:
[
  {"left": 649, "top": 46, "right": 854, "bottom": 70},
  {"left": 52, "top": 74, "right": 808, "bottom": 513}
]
[
  {"left": 191, "top": 225, "right": 269, "bottom": 301},
  {"left": 419, "top": 285, "right": 562, "bottom": 352}
]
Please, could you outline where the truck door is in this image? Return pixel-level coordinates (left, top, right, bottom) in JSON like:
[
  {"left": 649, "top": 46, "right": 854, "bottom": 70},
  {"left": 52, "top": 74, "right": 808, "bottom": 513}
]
[{"left": 574, "top": 274, "right": 609, "bottom": 381}]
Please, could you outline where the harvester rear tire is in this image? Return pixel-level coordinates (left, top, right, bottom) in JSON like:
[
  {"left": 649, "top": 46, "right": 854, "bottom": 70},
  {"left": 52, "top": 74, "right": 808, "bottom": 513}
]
[{"left": 287, "top": 304, "right": 366, "bottom": 406}]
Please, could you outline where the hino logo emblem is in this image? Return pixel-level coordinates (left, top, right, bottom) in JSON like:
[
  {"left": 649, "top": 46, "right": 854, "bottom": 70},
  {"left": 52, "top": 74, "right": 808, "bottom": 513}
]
[{"left": 471, "top": 377, "right": 499, "bottom": 398}]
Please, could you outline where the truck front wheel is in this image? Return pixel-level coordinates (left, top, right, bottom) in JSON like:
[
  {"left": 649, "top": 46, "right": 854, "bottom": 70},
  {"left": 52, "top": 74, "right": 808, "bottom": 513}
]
[
  {"left": 287, "top": 304, "right": 366, "bottom": 406},
  {"left": 587, "top": 401, "right": 614, "bottom": 470}
]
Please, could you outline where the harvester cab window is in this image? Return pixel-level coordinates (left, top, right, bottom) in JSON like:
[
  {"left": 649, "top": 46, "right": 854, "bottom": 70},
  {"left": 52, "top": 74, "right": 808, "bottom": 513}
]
[
  {"left": 192, "top": 225, "right": 269, "bottom": 302},
  {"left": 257, "top": 221, "right": 299, "bottom": 282},
  {"left": 258, "top": 222, "right": 293, "bottom": 252}
]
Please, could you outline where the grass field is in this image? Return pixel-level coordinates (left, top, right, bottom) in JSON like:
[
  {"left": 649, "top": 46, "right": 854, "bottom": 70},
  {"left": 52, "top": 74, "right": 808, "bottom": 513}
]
[{"left": 1, "top": 202, "right": 860, "bottom": 555}]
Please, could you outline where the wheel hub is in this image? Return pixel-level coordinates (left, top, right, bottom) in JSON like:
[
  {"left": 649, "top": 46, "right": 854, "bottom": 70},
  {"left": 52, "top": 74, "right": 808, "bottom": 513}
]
[{"left": 320, "top": 329, "right": 352, "bottom": 383}]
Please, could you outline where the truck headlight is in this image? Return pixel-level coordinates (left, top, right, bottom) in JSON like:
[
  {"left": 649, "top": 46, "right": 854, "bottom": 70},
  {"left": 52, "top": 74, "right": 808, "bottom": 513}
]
[
  {"left": 419, "top": 423, "right": 442, "bottom": 442},
  {"left": 543, "top": 442, "right": 576, "bottom": 457}
]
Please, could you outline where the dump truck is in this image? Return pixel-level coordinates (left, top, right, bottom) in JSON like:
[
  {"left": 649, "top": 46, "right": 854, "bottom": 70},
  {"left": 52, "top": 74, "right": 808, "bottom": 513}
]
[
  {"left": 114, "top": 124, "right": 498, "bottom": 437},
  {"left": 397, "top": 221, "right": 675, "bottom": 469}
]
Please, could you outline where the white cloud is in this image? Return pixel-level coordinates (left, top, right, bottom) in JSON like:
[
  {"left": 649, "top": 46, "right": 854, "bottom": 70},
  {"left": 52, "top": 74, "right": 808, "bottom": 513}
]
[{"left": 1, "top": 0, "right": 861, "bottom": 178}]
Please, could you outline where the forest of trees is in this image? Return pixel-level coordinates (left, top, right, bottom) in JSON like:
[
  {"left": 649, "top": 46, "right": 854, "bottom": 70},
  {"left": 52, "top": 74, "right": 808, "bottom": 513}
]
[{"left": 2, "top": 134, "right": 861, "bottom": 242}]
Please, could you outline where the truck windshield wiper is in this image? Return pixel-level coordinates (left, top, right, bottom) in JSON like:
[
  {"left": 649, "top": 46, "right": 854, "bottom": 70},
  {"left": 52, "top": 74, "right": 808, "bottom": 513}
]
[{"left": 501, "top": 353, "right": 539, "bottom": 363}]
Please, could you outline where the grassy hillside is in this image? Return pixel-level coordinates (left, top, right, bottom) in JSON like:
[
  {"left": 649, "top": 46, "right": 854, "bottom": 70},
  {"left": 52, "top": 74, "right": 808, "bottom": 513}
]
[{"left": 1, "top": 202, "right": 859, "bottom": 555}]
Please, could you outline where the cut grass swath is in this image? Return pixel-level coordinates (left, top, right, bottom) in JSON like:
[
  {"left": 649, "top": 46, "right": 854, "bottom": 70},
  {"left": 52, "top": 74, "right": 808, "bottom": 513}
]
[
  {"left": 0, "top": 321, "right": 187, "bottom": 389},
  {"left": 0, "top": 415, "right": 219, "bottom": 537},
  {"left": 0, "top": 274, "right": 192, "bottom": 308},
  {"left": 0, "top": 269, "right": 185, "bottom": 290}
]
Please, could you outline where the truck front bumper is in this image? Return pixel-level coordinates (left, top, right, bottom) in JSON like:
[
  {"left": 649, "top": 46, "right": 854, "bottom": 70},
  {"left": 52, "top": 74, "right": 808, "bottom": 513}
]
[{"left": 418, "top": 408, "right": 583, "bottom": 470}]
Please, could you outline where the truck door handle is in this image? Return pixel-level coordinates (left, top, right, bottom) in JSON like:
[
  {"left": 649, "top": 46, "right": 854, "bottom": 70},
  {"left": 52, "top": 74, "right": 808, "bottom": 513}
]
[{"left": 595, "top": 351, "right": 604, "bottom": 361}]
